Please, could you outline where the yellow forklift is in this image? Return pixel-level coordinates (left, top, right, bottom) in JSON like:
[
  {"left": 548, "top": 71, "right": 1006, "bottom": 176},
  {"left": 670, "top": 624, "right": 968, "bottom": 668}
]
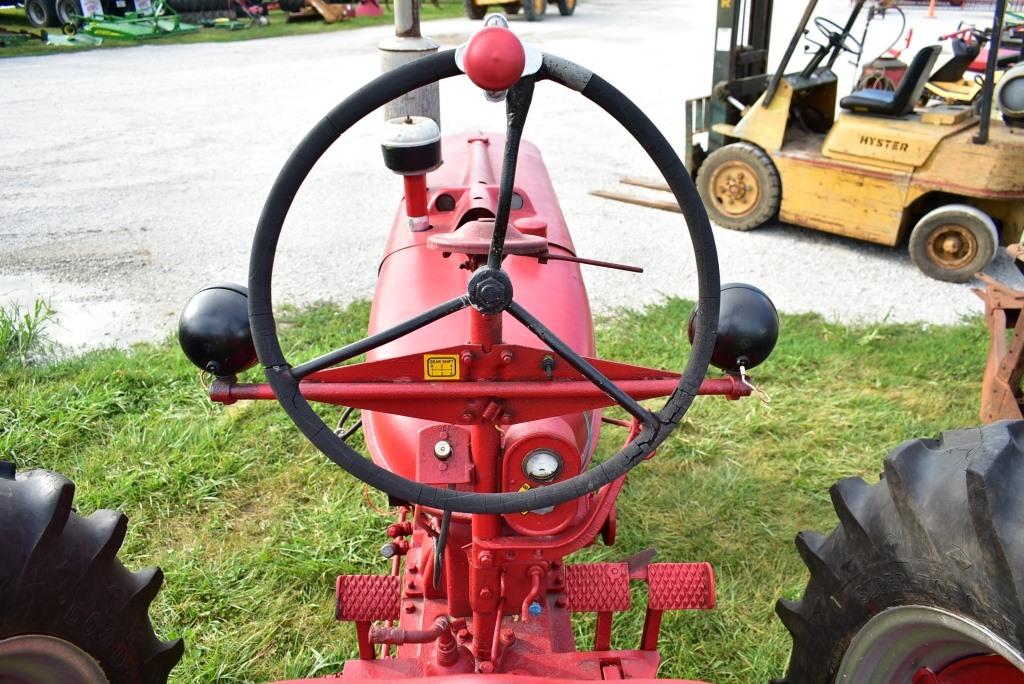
[{"left": 685, "top": 0, "right": 1024, "bottom": 282}]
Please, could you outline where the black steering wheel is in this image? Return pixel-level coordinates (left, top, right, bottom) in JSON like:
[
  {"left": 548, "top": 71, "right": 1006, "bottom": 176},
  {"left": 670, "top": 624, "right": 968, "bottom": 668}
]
[
  {"left": 247, "top": 46, "right": 720, "bottom": 514},
  {"left": 814, "top": 16, "right": 861, "bottom": 55}
]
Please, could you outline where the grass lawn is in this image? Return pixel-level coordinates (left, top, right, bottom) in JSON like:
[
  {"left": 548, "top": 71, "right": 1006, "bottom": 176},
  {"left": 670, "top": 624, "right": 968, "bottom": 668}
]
[
  {"left": 0, "top": 0, "right": 464, "bottom": 57},
  {"left": 0, "top": 299, "right": 986, "bottom": 682}
]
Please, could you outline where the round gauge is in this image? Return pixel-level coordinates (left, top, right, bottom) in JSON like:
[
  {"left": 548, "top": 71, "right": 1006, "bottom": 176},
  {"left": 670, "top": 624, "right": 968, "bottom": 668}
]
[{"left": 522, "top": 449, "right": 562, "bottom": 482}]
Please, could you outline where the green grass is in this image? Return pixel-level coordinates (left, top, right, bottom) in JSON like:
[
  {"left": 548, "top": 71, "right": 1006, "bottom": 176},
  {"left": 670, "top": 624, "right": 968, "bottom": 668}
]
[
  {"left": 0, "top": 1, "right": 463, "bottom": 57},
  {"left": 0, "top": 299, "right": 986, "bottom": 682}
]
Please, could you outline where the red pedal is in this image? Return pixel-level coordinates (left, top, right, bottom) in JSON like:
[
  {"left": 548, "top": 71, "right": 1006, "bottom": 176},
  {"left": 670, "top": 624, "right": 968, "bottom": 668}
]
[
  {"left": 647, "top": 562, "right": 715, "bottom": 610},
  {"left": 335, "top": 575, "right": 401, "bottom": 622},
  {"left": 564, "top": 563, "right": 630, "bottom": 612}
]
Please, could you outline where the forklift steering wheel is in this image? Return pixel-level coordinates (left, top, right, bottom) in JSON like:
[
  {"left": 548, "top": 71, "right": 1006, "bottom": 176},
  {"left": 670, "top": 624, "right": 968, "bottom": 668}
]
[
  {"left": 247, "top": 48, "right": 721, "bottom": 514},
  {"left": 815, "top": 16, "right": 861, "bottom": 55}
]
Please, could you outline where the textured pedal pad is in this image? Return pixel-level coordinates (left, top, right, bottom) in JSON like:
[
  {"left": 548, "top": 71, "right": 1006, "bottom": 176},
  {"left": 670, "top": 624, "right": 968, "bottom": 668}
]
[
  {"left": 564, "top": 562, "right": 631, "bottom": 612},
  {"left": 647, "top": 562, "right": 715, "bottom": 610},
  {"left": 335, "top": 575, "right": 401, "bottom": 622}
]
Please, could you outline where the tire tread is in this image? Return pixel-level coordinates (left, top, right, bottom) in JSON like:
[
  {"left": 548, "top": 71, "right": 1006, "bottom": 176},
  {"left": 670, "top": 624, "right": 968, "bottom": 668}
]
[
  {"left": 0, "top": 468, "right": 182, "bottom": 683},
  {"left": 776, "top": 422, "right": 1024, "bottom": 683}
]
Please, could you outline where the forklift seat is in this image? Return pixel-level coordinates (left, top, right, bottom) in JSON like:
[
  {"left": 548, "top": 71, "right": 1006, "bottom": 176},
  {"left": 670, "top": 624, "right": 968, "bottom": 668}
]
[
  {"left": 931, "top": 38, "right": 981, "bottom": 82},
  {"left": 839, "top": 46, "right": 942, "bottom": 117}
]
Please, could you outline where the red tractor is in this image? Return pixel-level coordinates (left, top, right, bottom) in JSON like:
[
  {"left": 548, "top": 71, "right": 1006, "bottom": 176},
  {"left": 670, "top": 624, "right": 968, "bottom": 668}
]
[{"left": 2, "top": 20, "right": 1024, "bottom": 684}]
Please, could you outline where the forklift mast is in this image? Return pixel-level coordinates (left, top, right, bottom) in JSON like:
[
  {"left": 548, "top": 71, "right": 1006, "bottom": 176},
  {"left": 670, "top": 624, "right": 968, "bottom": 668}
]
[
  {"left": 708, "top": 0, "right": 773, "bottom": 148},
  {"left": 686, "top": 0, "right": 773, "bottom": 171}
]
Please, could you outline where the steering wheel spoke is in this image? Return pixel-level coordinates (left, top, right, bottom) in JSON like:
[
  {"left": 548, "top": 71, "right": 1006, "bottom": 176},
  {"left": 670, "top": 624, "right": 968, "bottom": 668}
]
[
  {"left": 506, "top": 301, "right": 657, "bottom": 427},
  {"left": 487, "top": 76, "right": 536, "bottom": 271},
  {"left": 290, "top": 295, "right": 470, "bottom": 380}
]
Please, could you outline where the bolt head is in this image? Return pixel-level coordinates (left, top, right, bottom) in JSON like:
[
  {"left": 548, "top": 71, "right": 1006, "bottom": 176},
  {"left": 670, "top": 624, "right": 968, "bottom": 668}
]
[
  {"left": 467, "top": 268, "right": 513, "bottom": 315},
  {"left": 434, "top": 440, "right": 453, "bottom": 460},
  {"left": 380, "top": 543, "right": 398, "bottom": 559}
]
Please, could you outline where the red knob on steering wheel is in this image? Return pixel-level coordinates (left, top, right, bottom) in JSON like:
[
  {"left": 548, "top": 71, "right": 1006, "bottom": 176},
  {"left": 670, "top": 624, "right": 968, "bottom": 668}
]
[{"left": 462, "top": 26, "right": 526, "bottom": 92}]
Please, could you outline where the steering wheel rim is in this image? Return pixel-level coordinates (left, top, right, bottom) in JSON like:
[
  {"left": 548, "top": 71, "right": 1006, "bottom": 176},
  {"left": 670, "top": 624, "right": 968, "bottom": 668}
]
[
  {"left": 247, "top": 48, "right": 720, "bottom": 514},
  {"left": 814, "top": 16, "right": 861, "bottom": 54}
]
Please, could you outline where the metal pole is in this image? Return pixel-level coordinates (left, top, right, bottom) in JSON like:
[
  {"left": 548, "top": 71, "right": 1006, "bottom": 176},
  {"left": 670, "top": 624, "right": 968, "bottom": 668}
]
[
  {"left": 379, "top": 0, "right": 441, "bottom": 126},
  {"left": 763, "top": 0, "right": 818, "bottom": 107},
  {"left": 973, "top": 0, "right": 1007, "bottom": 145}
]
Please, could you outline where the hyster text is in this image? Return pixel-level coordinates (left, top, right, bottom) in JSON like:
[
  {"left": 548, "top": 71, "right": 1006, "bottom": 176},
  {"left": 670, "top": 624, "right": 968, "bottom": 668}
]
[{"left": 859, "top": 135, "right": 909, "bottom": 152}]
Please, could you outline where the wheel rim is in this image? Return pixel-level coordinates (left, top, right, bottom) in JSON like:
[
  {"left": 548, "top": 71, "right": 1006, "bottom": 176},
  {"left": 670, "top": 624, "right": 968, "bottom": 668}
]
[
  {"left": 0, "top": 634, "right": 109, "bottom": 684},
  {"left": 532, "top": 0, "right": 542, "bottom": 13},
  {"left": 925, "top": 223, "right": 978, "bottom": 270},
  {"left": 565, "top": 0, "right": 574, "bottom": 8},
  {"left": 837, "top": 606, "right": 1024, "bottom": 683},
  {"left": 709, "top": 160, "right": 760, "bottom": 217}
]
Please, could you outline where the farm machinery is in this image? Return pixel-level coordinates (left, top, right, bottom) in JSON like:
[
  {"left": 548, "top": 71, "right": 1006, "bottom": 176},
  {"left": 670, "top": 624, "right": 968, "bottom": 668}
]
[{"left": 2, "top": 16, "right": 1024, "bottom": 684}]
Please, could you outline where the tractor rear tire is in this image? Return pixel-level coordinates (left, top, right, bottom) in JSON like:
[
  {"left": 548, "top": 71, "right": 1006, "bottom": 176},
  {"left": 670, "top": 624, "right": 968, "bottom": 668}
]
[
  {"left": 696, "top": 142, "right": 780, "bottom": 231},
  {"left": 775, "top": 422, "right": 1024, "bottom": 683},
  {"left": 908, "top": 204, "right": 998, "bottom": 283},
  {"left": 25, "top": 0, "right": 58, "bottom": 27},
  {"left": 522, "top": 0, "right": 544, "bottom": 21},
  {"left": 0, "top": 465, "right": 183, "bottom": 684},
  {"left": 464, "top": 0, "right": 485, "bottom": 19},
  {"left": 555, "top": 0, "right": 574, "bottom": 15}
]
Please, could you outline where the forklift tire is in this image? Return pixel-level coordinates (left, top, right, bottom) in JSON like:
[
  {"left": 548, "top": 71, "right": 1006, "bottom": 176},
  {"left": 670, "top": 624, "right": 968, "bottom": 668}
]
[
  {"left": 0, "top": 465, "right": 183, "bottom": 684},
  {"left": 522, "top": 0, "right": 544, "bottom": 21},
  {"left": 55, "top": 0, "right": 81, "bottom": 26},
  {"left": 696, "top": 142, "right": 780, "bottom": 231},
  {"left": 464, "top": 0, "right": 485, "bottom": 19},
  {"left": 555, "top": 0, "right": 573, "bottom": 16},
  {"left": 24, "top": 0, "right": 58, "bottom": 27},
  {"left": 502, "top": 2, "right": 518, "bottom": 13},
  {"left": 775, "top": 422, "right": 1024, "bottom": 683},
  {"left": 908, "top": 204, "right": 998, "bottom": 283}
]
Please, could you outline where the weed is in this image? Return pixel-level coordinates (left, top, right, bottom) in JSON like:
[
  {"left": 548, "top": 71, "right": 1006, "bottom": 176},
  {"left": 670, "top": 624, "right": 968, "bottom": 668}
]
[{"left": 0, "top": 299, "right": 55, "bottom": 366}]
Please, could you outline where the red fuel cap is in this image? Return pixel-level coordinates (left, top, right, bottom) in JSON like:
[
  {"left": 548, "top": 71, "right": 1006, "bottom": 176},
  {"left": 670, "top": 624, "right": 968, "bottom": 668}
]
[{"left": 462, "top": 26, "right": 526, "bottom": 92}]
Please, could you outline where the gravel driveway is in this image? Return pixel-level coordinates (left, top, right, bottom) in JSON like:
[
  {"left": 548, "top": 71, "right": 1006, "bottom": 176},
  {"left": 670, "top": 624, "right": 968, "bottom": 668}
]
[{"left": 1, "top": 0, "right": 1019, "bottom": 350}]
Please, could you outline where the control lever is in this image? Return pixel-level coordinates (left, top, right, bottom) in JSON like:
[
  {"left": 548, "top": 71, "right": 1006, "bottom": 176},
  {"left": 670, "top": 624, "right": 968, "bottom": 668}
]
[{"left": 534, "top": 253, "right": 644, "bottom": 274}]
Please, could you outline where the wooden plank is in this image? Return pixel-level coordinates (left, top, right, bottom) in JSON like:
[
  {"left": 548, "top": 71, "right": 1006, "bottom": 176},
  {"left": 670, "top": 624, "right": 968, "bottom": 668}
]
[
  {"left": 589, "top": 190, "right": 681, "bottom": 214},
  {"left": 620, "top": 177, "right": 671, "bottom": 193},
  {"left": 308, "top": 0, "right": 345, "bottom": 22}
]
